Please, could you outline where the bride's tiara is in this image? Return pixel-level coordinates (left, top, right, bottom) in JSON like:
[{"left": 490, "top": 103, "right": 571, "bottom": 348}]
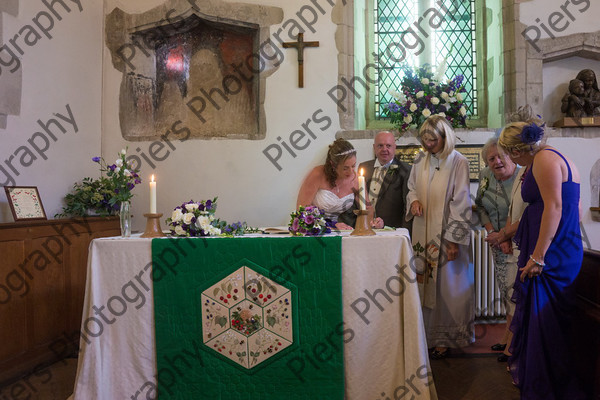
[{"left": 334, "top": 149, "right": 356, "bottom": 156}]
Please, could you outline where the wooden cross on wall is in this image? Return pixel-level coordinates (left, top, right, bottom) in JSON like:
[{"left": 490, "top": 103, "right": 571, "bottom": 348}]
[{"left": 282, "top": 33, "right": 320, "bottom": 88}]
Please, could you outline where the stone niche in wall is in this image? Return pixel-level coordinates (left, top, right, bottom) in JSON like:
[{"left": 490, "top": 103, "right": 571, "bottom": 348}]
[
  {"left": 105, "top": 0, "right": 282, "bottom": 141},
  {"left": 526, "top": 30, "right": 600, "bottom": 130}
]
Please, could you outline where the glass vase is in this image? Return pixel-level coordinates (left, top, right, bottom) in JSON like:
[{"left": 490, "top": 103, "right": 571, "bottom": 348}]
[{"left": 119, "top": 200, "right": 132, "bottom": 237}]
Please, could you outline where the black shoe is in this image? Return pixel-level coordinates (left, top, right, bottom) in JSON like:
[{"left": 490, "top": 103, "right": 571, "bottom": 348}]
[
  {"left": 491, "top": 343, "right": 506, "bottom": 351},
  {"left": 431, "top": 348, "right": 450, "bottom": 360},
  {"left": 497, "top": 353, "right": 509, "bottom": 362}
]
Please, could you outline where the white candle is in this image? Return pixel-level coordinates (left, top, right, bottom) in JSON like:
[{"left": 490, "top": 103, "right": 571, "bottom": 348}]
[
  {"left": 358, "top": 168, "right": 366, "bottom": 210},
  {"left": 149, "top": 174, "right": 157, "bottom": 213}
]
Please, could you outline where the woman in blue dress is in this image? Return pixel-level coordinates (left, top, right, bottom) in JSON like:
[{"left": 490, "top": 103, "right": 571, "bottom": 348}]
[{"left": 498, "top": 120, "right": 587, "bottom": 399}]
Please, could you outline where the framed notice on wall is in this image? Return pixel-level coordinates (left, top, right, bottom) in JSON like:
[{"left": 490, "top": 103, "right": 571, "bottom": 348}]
[
  {"left": 4, "top": 186, "right": 47, "bottom": 221},
  {"left": 395, "top": 144, "right": 485, "bottom": 182}
]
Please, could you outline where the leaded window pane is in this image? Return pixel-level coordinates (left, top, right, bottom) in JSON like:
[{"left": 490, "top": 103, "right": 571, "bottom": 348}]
[{"left": 374, "top": 0, "right": 477, "bottom": 119}]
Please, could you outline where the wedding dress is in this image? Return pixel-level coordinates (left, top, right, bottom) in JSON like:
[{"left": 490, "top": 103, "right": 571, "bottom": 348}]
[{"left": 313, "top": 189, "right": 354, "bottom": 220}]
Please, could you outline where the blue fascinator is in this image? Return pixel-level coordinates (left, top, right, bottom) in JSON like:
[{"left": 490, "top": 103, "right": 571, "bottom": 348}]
[{"left": 517, "top": 121, "right": 545, "bottom": 144}]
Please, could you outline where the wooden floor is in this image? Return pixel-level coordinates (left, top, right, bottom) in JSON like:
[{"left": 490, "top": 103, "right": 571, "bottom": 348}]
[
  {"left": 0, "top": 354, "right": 519, "bottom": 400},
  {"left": 431, "top": 354, "right": 519, "bottom": 400},
  {"left": 0, "top": 323, "right": 519, "bottom": 399}
]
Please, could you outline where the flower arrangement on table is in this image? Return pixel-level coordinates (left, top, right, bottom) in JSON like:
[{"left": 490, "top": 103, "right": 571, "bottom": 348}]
[
  {"left": 56, "top": 149, "right": 141, "bottom": 218},
  {"left": 92, "top": 148, "right": 142, "bottom": 206},
  {"left": 383, "top": 64, "right": 469, "bottom": 133},
  {"left": 288, "top": 205, "right": 334, "bottom": 236},
  {"left": 56, "top": 177, "right": 119, "bottom": 218},
  {"left": 166, "top": 198, "right": 253, "bottom": 237}
]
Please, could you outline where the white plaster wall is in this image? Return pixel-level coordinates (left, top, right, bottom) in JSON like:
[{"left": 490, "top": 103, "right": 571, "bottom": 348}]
[
  {"left": 544, "top": 136, "right": 600, "bottom": 250},
  {"left": 2, "top": 0, "right": 597, "bottom": 250},
  {"left": 0, "top": 1, "right": 103, "bottom": 221},
  {"left": 520, "top": 0, "right": 598, "bottom": 39},
  {"left": 103, "top": 0, "right": 341, "bottom": 230},
  {"left": 518, "top": 0, "right": 600, "bottom": 250}
]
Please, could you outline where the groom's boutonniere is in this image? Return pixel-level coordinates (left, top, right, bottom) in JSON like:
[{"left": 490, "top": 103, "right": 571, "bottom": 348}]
[{"left": 386, "top": 164, "right": 399, "bottom": 175}]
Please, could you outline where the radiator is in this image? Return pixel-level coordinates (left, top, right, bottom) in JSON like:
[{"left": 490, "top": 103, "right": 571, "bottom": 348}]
[{"left": 472, "top": 228, "right": 506, "bottom": 318}]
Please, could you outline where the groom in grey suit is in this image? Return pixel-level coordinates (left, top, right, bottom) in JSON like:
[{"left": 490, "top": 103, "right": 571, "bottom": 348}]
[{"left": 358, "top": 131, "right": 412, "bottom": 231}]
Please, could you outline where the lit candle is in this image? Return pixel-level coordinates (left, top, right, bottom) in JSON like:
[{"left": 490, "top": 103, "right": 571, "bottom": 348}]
[
  {"left": 358, "top": 168, "right": 366, "bottom": 210},
  {"left": 149, "top": 174, "right": 157, "bottom": 214}
]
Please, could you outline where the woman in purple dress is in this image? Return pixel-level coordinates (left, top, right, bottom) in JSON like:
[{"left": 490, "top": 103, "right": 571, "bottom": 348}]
[{"left": 499, "top": 120, "right": 586, "bottom": 399}]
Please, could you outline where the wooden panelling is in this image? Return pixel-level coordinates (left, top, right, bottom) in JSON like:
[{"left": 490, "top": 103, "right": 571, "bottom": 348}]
[
  {"left": 0, "top": 217, "right": 120, "bottom": 385},
  {"left": 0, "top": 241, "right": 28, "bottom": 361},
  {"left": 573, "top": 249, "right": 600, "bottom": 399}
]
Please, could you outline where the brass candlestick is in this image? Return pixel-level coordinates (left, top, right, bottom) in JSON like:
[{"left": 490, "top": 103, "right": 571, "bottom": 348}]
[
  {"left": 141, "top": 213, "right": 165, "bottom": 238},
  {"left": 351, "top": 209, "right": 376, "bottom": 236}
]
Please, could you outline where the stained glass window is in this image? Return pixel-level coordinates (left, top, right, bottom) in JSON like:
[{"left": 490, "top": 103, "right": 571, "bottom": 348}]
[{"left": 374, "top": 0, "right": 477, "bottom": 119}]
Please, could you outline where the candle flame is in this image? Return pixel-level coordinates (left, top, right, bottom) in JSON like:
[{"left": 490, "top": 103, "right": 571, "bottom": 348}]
[
  {"left": 360, "top": 168, "right": 364, "bottom": 177},
  {"left": 151, "top": 174, "right": 155, "bottom": 182}
]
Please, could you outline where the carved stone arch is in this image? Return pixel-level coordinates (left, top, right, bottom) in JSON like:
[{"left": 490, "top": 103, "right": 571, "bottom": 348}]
[{"left": 105, "top": 0, "right": 283, "bottom": 141}]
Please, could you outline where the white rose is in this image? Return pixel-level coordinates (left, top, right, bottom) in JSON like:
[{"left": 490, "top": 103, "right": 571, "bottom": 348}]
[
  {"left": 421, "top": 78, "right": 430, "bottom": 85},
  {"left": 113, "top": 167, "right": 121, "bottom": 173},
  {"left": 437, "top": 112, "right": 446, "bottom": 118},
  {"left": 174, "top": 225, "right": 186, "bottom": 236},
  {"left": 448, "top": 96, "right": 458, "bottom": 103},
  {"left": 431, "top": 97, "right": 440, "bottom": 105},
  {"left": 124, "top": 169, "right": 131, "bottom": 177},
  {"left": 115, "top": 159, "right": 123, "bottom": 167},
  {"left": 422, "top": 108, "right": 431, "bottom": 118},
  {"left": 410, "top": 103, "right": 418, "bottom": 112},
  {"left": 404, "top": 115, "right": 413, "bottom": 124},
  {"left": 185, "top": 203, "right": 199, "bottom": 212},
  {"left": 208, "top": 226, "right": 221, "bottom": 236},
  {"left": 441, "top": 92, "right": 449, "bottom": 100},
  {"left": 121, "top": 149, "right": 127, "bottom": 155},
  {"left": 171, "top": 208, "right": 183, "bottom": 222},
  {"left": 196, "top": 216, "right": 211, "bottom": 230},
  {"left": 460, "top": 106, "right": 467, "bottom": 116},
  {"left": 449, "top": 91, "right": 454, "bottom": 97},
  {"left": 388, "top": 90, "right": 404, "bottom": 101},
  {"left": 183, "top": 213, "right": 194, "bottom": 225},
  {"left": 456, "top": 93, "right": 464, "bottom": 101},
  {"left": 416, "top": 91, "right": 424, "bottom": 98}
]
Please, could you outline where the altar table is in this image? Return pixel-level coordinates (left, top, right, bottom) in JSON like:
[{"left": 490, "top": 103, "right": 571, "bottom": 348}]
[{"left": 70, "top": 230, "right": 437, "bottom": 399}]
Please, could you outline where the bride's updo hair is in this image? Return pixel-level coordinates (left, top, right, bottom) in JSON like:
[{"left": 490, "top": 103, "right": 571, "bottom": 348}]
[
  {"left": 498, "top": 105, "right": 546, "bottom": 154},
  {"left": 325, "top": 138, "right": 356, "bottom": 188}
]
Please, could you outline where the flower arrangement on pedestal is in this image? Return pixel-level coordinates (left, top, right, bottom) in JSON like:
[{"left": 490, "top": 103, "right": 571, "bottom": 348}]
[
  {"left": 383, "top": 64, "right": 469, "bottom": 133},
  {"left": 288, "top": 206, "right": 334, "bottom": 236},
  {"left": 166, "top": 198, "right": 253, "bottom": 237}
]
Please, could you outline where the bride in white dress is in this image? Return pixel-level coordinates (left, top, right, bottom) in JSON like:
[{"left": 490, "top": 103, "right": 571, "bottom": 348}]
[{"left": 297, "top": 138, "right": 383, "bottom": 229}]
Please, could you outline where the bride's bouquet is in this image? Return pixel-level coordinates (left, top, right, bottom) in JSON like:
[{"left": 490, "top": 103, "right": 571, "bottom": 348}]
[{"left": 288, "top": 206, "right": 333, "bottom": 236}]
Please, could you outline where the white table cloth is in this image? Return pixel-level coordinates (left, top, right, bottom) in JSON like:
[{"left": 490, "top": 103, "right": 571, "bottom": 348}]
[{"left": 70, "top": 230, "right": 437, "bottom": 399}]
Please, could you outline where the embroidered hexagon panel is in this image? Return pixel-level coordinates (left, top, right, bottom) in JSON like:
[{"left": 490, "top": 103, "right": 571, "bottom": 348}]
[{"left": 201, "top": 265, "right": 294, "bottom": 369}]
